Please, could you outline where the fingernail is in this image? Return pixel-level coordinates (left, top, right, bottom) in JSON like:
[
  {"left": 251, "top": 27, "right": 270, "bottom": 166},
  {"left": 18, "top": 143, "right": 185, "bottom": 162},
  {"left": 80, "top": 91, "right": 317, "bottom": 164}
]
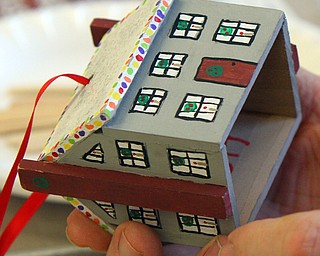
[
  {"left": 221, "top": 244, "right": 235, "bottom": 256},
  {"left": 203, "top": 243, "right": 219, "bottom": 256},
  {"left": 203, "top": 237, "right": 235, "bottom": 256},
  {"left": 203, "top": 238, "right": 220, "bottom": 256},
  {"left": 119, "top": 231, "right": 143, "bottom": 256}
]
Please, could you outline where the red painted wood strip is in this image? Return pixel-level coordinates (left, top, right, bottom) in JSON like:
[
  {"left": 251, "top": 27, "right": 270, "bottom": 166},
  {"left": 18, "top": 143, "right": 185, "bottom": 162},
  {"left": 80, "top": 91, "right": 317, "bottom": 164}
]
[
  {"left": 18, "top": 159, "right": 232, "bottom": 219},
  {"left": 23, "top": 0, "right": 38, "bottom": 8},
  {"left": 90, "top": 18, "right": 119, "bottom": 46}
]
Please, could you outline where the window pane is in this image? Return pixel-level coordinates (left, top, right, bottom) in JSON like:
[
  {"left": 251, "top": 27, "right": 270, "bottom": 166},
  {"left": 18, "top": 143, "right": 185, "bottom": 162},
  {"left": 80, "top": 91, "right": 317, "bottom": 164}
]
[
  {"left": 116, "top": 140, "right": 150, "bottom": 168},
  {"left": 177, "top": 213, "right": 220, "bottom": 236},
  {"left": 168, "top": 149, "right": 210, "bottom": 178},
  {"left": 128, "top": 206, "right": 161, "bottom": 228},
  {"left": 150, "top": 52, "right": 188, "bottom": 78},
  {"left": 170, "top": 13, "right": 207, "bottom": 40},
  {"left": 94, "top": 201, "right": 117, "bottom": 219},
  {"left": 82, "top": 143, "right": 104, "bottom": 164},
  {"left": 213, "top": 19, "right": 260, "bottom": 46},
  {"left": 129, "top": 88, "right": 168, "bottom": 115},
  {"left": 176, "top": 93, "right": 223, "bottom": 123}
]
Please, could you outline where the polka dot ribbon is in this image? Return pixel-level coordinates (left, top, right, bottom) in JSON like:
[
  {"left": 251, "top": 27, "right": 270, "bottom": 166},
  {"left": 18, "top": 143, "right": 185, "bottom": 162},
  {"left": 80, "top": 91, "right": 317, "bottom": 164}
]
[{"left": 0, "top": 74, "right": 90, "bottom": 255}]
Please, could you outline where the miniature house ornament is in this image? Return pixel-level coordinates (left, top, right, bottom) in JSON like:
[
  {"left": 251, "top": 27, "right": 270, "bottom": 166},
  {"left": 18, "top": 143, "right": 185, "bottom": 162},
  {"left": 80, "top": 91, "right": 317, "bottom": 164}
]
[{"left": 18, "top": 0, "right": 301, "bottom": 247}]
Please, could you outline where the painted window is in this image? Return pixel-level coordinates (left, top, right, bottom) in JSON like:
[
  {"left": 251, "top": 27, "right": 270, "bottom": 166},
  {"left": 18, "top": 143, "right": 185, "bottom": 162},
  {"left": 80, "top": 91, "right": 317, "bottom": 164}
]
[
  {"left": 176, "top": 93, "right": 223, "bottom": 122},
  {"left": 194, "top": 57, "right": 257, "bottom": 87},
  {"left": 170, "top": 13, "right": 207, "bottom": 40},
  {"left": 115, "top": 140, "right": 150, "bottom": 168},
  {"left": 82, "top": 143, "right": 104, "bottom": 163},
  {"left": 213, "top": 19, "right": 260, "bottom": 46},
  {"left": 129, "top": 88, "right": 168, "bottom": 115},
  {"left": 177, "top": 213, "right": 220, "bottom": 236},
  {"left": 94, "top": 201, "right": 116, "bottom": 219},
  {"left": 168, "top": 149, "right": 210, "bottom": 178},
  {"left": 149, "top": 52, "right": 188, "bottom": 78},
  {"left": 128, "top": 206, "right": 161, "bottom": 228}
]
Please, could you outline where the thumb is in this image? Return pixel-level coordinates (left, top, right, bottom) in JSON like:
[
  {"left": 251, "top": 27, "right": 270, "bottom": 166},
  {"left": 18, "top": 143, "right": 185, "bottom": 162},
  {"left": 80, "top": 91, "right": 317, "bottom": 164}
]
[
  {"left": 197, "top": 210, "right": 320, "bottom": 256},
  {"left": 228, "top": 210, "right": 320, "bottom": 255},
  {"left": 106, "top": 221, "right": 163, "bottom": 256}
]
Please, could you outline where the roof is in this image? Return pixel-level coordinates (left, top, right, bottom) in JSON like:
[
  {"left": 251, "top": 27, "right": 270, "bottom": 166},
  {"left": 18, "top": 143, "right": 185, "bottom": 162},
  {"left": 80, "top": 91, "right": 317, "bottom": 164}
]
[{"left": 40, "top": 0, "right": 174, "bottom": 161}]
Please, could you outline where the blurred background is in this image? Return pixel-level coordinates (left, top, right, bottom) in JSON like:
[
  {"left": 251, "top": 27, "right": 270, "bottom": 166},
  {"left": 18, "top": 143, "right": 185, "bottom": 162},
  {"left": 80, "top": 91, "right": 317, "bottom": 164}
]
[{"left": 0, "top": 0, "right": 319, "bottom": 255}]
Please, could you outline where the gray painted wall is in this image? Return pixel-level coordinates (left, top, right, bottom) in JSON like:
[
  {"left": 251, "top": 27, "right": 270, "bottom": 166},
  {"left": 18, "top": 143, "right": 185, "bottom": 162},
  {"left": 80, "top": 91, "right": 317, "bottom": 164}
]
[
  {"left": 106, "top": 0, "right": 284, "bottom": 145},
  {"left": 78, "top": 198, "right": 236, "bottom": 247},
  {"left": 59, "top": 128, "right": 228, "bottom": 185}
]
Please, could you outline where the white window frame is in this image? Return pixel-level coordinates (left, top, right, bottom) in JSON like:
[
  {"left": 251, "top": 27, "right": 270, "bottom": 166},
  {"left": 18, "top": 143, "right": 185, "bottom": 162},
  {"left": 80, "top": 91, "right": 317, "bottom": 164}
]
[
  {"left": 176, "top": 93, "right": 223, "bottom": 122},
  {"left": 128, "top": 206, "right": 161, "bottom": 228},
  {"left": 129, "top": 87, "right": 168, "bottom": 115},
  {"left": 170, "top": 13, "right": 207, "bottom": 40},
  {"left": 177, "top": 213, "right": 220, "bottom": 236},
  {"left": 213, "top": 19, "right": 260, "bottom": 46},
  {"left": 168, "top": 149, "right": 210, "bottom": 179},
  {"left": 82, "top": 143, "right": 104, "bottom": 164},
  {"left": 115, "top": 140, "right": 150, "bottom": 168},
  {"left": 94, "top": 201, "right": 117, "bottom": 219},
  {"left": 150, "top": 52, "right": 188, "bottom": 78}
]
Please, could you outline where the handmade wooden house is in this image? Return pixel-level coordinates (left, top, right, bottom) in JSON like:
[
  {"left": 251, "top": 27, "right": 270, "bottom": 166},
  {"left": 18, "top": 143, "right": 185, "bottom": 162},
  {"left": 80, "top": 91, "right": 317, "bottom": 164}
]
[{"left": 19, "top": 0, "right": 301, "bottom": 246}]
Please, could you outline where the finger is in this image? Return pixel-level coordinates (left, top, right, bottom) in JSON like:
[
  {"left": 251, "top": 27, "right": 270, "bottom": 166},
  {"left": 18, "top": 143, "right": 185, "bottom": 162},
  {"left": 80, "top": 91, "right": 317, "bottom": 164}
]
[
  {"left": 66, "top": 209, "right": 112, "bottom": 253},
  {"left": 228, "top": 210, "right": 320, "bottom": 256},
  {"left": 296, "top": 69, "right": 320, "bottom": 121},
  {"left": 106, "top": 221, "right": 163, "bottom": 256}
]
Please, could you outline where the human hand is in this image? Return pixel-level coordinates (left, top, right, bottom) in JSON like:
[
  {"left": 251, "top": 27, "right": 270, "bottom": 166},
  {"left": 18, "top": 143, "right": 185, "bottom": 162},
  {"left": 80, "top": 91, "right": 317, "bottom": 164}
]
[{"left": 66, "top": 69, "right": 320, "bottom": 255}]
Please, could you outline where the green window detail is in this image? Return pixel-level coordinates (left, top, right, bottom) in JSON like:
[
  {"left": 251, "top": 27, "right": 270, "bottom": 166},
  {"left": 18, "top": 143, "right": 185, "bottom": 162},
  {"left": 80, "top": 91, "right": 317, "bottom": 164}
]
[
  {"left": 181, "top": 216, "right": 194, "bottom": 226},
  {"left": 219, "top": 26, "right": 234, "bottom": 35},
  {"left": 205, "top": 65, "right": 224, "bottom": 77},
  {"left": 172, "top": 156, "right": 186, "bottom": 166},
  {"left": 130, "top": 88, "right": 168, "bottom": 115},
  {"left": 120, "top": 148, "right": 132, "bottom": 158},
  {"left": 183, "top": 102, "right": 198, "bottom": 112},
  {"left": 177, "top": 20, "right": 189, "bottom": 30},
  {"left": 156, "top": 59, "right": 170, "bottom": 68},
  {"left": 129, "top": 209, "right": 142, "bottom": 218},
  {"left": 137, "top": 94, "right": 150, "bottom": 105}
]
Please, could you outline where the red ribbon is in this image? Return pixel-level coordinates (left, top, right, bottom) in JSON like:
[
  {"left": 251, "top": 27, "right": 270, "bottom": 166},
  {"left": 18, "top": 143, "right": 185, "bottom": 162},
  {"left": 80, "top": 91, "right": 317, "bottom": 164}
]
[{"left": 0, "top": 74, "right": 90, "bottom": 255}]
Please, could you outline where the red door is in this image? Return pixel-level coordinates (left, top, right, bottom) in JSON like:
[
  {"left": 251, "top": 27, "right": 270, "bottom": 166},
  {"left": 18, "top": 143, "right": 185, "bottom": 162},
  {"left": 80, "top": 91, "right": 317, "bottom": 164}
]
[{"left": 194, "top": 57, "right": 257, "bottom": 87}]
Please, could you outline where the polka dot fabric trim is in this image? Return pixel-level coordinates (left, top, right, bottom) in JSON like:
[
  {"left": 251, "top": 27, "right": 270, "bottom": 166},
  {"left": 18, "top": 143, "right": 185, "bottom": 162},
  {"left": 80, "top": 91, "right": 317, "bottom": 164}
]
[
  {"left": 65, "top": 197, "right": 114, "bottom": 234},
  {"left": 39, "top": 0, "right": 174, "bottom": 162}
]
